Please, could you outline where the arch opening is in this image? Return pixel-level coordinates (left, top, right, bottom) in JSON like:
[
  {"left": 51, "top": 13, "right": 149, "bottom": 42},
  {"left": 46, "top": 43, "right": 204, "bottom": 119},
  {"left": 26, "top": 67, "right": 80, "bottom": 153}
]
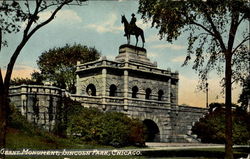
[
  {"left": 158, "top": 90, "right": 164, "bottom": 101},
  {"left": 143, "top": 119, "right": 160, "bottom": 142},
  {"left": 170, "top": 92, "right": 173, "bottom": 103},
  {"left": 145, "top": 88, "right": 151, "bottom": 100},
  {"left": 132, "top": 86, "right": 138, "bottom": 98},
  {"left": 86, "top": 84, "right": 96, "bottom": 96},
  {"left": 109, "top": 84, "right": 117, "bottom": 97}
]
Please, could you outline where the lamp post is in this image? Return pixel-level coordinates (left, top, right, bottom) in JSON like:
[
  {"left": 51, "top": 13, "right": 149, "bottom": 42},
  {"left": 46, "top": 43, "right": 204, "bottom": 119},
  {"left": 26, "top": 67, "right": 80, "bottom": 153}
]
[{"left": 206, "top": 82, "right": 209, "bottom": 108}]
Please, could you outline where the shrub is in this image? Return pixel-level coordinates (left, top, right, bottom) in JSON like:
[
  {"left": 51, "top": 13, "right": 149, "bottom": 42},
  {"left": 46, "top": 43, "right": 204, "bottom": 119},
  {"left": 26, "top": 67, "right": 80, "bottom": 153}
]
[
  {"left": 8, "top": 104, "right": 38, "bottom": 134},
  {"left": 67, "top": 107, "right": 145, "bottom": 147},
  {"left": 192, "top": 103, "right": 250, "bottom": 145}
]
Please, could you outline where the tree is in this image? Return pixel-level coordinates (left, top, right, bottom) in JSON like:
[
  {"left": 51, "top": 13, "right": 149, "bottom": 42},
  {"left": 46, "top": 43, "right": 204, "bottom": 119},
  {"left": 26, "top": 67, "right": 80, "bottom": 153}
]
[
  {"left": 238, "top": 75, "right": 250, "bottom": 111},
  {"left": 37, "top": 44, "right": 100, "bottom": 93},
  {"left": 192, "top": 103, "right": 250, "bottom": 145},
  {"left": 31, "top": 71, "right": 45, "bottom": 85},
  {"left": 138, "top": 0, "right": 249, "bottom": 158},
  {"left": 10, "top": 71, "right": 44, "bottom": 85},
  {"left": 0, "top": 0, "right": 86, "bottom": 156},
  {"left": 10, "top": 77, "right": 38, "bottom": 86}
]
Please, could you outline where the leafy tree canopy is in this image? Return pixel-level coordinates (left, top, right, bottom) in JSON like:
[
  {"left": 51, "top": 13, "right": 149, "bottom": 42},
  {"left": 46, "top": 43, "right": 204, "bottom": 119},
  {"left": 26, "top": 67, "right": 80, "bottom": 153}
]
[
  {"left": 138, "top": 0, "right": 250, "bottom": 86},
  {"left": 0, "top": 0, "right": 22, "bottom": 51},
  {"left": 10, "top": 71, "right": 44, "bottom": 86},
  {"left": 10, "top": 77, "right": 40, "bottom": 86},
  {"left": 37, "top": 43, "right": 101, "bottom": 93},
  {"left": 238, "top": 75, "right": 250, "bottom": 110},
  {"left": 192, "top": 103, "right": 250, "bottom": 145}
]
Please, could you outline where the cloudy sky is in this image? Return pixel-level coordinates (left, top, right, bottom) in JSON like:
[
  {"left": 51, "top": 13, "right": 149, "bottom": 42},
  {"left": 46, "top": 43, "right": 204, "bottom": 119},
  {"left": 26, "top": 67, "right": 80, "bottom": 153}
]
[{"left": 1, "top": 0, "right": 247, "bottom": 107}]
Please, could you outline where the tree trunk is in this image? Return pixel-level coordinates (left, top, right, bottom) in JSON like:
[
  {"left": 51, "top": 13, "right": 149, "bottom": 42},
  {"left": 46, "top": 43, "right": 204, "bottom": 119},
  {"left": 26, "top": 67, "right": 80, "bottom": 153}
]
[
  {"left": 225, "top": 53, "right": 233, "bottom": 159},
  {"left": 0, "top": 89, "right": 8, "bottom": 159}
]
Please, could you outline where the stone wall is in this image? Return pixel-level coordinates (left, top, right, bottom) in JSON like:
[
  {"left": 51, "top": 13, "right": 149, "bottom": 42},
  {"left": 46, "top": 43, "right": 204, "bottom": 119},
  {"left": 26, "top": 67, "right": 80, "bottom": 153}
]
[
  {"left": 9, "top": 85, "right": 207, "bottom": 142},
  {"left": 9, "top": 84, "right": 65, "bottom": 131},
  {"left": 71, "top": 93, "right": 207, "bottom": 143},
  {"left": 169, "top": 105, "right": 206, "bottom": 142}
]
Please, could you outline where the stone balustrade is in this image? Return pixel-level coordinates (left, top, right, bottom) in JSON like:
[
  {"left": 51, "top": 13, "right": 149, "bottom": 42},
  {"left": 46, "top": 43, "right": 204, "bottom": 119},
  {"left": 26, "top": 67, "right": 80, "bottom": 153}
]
[
  {"left": 71, "top": 94, "right": 102, "bottom": 104},
  {"left": 71, "top": 94, "right": 170, "bottom": 109},
  {"left": 9, "top": 84, "right": 63, "bottom": 96},
  {"left": 77, "top": 58, "right": 176, "bottom": 78}
]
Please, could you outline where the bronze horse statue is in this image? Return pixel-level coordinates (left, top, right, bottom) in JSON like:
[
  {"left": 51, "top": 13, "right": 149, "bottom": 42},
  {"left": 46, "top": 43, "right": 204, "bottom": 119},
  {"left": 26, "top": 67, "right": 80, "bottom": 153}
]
[{"left": 121, "top": 15, "right": 145, "bottom": 48}]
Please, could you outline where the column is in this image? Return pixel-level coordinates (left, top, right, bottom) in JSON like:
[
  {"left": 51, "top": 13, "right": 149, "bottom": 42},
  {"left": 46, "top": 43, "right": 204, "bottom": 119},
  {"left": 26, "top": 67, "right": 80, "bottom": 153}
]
[
  {"left": 20, "top": 85, "right": 27, "bottom": 116},
  {"left": 167, "top": 78, "right": 171, "bottom": 106},
  {"left": 102, "top": 68, "right": 107, "bottom": 109},
  {"left": 124, "top": 70, "right": 128, "bottom": 110},
  {"left": 76, "top": 61, "right": 81, "bottom": 95},
  {"left": 175, "top": 80, "right": 179, "bottom": 105}
]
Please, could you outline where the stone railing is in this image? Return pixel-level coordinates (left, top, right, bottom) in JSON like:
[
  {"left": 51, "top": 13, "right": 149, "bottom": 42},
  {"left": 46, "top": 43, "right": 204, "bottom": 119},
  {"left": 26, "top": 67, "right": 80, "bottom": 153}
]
[
  {"left": 106, "top": 61, "right": 125, "bottom": 68},
  {"left": 128, "top": 98, "right": 170, "bottom": 108},
  {"left": 77, "top": 60, "right": 104, "bottom": 70},
  {"left": 105, "top": 96, "right": 124, "bottom": 104},
  {"left": 127, "top": 62, "right": 172, "bottom": 75},
  {"left": 77, "top": 58, "right": 177, "bottom": 78},
  {"left": 71, "top": 94, "right": 170, "bottom": 108},
  {"left": 9, "top": 84, "right": 63, "bottom": 96},
  {"left": 71, "top": 94, "right": 102, "bottom": 104}
]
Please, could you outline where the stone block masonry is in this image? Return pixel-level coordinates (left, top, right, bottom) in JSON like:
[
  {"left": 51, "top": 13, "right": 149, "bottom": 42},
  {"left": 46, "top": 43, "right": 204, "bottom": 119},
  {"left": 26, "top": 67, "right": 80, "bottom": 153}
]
[
  {"left": 9, "top": 44, "right": 207, "bottom": 142},
  {"left": 9, "top": 84, "right": 65, "bottom": 131},
  {"left": 73, "top": 44, "right": 207, "bottom": 142}
]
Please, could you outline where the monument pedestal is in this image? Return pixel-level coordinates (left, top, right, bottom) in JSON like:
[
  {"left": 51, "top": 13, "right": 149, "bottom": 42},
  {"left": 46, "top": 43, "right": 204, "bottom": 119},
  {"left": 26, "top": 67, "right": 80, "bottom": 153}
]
[{"left": 115, "top": 44, "right": 156, "bottom": 67}]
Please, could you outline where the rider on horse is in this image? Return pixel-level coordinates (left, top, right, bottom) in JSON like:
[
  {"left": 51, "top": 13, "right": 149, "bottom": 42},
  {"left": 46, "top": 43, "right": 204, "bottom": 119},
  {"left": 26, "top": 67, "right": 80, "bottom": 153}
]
[
  {"left": 121, "top": 14, "right": 145, "bottom": 47},
  {"left": 124, "top": 13, "right": 137, "bottom": 36},
  {"left": 130, "top": 13, "right": 137, "bottom": 31}
]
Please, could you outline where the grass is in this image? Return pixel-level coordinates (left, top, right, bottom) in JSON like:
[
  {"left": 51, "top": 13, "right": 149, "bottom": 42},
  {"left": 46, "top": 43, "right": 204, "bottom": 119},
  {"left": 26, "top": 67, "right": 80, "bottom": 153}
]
[
  {"left": 5, "top": 125, "right": 249, "bottom": 159},
  {"left": 6, "top": 127, "right": 118, "bottom": 150},
  {"left": 6, "top": 128, "right": 79, "bottom": 150},
  {"left": 5, "top": 127, "right": 144, "bottom": 159},
  {"left": 6, "top": 105, "right": 117, "bottom": 150},
  {"left": 140, "top": 147, "right": 249, "bottom": 159}
]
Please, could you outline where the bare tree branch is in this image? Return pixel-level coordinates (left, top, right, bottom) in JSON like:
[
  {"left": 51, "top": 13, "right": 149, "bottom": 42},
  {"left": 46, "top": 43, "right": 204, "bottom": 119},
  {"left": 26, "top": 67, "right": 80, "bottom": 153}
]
[
  {"left": 23, "top": 0, "right": 42, "bottom": 38},
  {"left": 203, "top": 9, "right": 227, "bottom": 52},
  {"left": 28, "top": 2, "right": 69, "bottom": 40},
  {"left": 227, "top": 11, "right": 239, "bottom": 53},
  {"left": 39, "top": 1, "right": 62, "bottom": 13},
  {"left": 4, "top": 1, "right": 69, "bottom": 88},
  {"left": 190, "top": 21, "right": 216, "bottom": 37},
  {"left": 237, "top": 14, "right": 246, "bottom": 28},
  {"left": 38, "top": 1, "right": 85, "bottom": 13},
  {"left": 232, "top": 36, "right": 250, "bottom": 54},
  {"left": 25, "top": 0, "right": 31, "bottom": 15}
]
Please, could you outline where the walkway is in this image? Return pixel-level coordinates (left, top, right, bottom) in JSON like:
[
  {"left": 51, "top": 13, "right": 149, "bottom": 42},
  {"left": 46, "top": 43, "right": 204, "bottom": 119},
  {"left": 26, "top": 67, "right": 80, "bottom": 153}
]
[{"left": 145, "top": 142, "right": 225, "bottom": 150}]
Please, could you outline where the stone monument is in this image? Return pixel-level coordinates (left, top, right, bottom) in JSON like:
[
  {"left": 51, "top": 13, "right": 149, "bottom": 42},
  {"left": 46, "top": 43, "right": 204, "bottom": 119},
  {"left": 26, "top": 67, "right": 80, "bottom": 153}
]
[{"left": 73, "top": 44, "right": 205, "bottom": 142}]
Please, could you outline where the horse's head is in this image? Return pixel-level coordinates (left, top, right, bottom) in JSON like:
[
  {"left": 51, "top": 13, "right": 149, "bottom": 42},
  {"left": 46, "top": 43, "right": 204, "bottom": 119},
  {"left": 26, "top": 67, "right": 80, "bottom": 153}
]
[{"left": 121, "top": 15, "right": 126, "bottom": 24}]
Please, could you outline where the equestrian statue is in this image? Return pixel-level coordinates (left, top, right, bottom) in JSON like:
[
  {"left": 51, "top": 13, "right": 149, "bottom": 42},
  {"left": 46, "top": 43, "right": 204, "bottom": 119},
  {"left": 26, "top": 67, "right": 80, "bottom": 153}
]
[{"left": 121, "top": 13, "right": 145, "bottom": 48}]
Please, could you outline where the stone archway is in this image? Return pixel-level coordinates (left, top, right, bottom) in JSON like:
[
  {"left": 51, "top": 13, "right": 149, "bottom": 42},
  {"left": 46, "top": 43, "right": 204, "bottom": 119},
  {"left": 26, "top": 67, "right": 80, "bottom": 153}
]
[{"left": 143, "top": 119, "right": 160, "bottom": 142}]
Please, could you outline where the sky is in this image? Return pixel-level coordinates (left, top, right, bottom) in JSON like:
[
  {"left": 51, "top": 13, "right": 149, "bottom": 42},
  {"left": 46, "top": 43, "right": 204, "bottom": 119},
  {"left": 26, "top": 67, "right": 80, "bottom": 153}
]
[{"left": 1, "top": 0, "right": 248, "bottom": 107}]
